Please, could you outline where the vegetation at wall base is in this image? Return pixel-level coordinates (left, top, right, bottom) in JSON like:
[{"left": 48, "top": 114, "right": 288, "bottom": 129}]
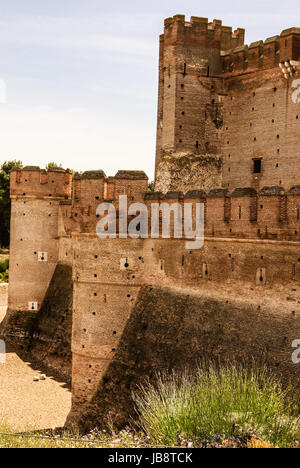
[
  {"left": 1, "top": 362, "right": 300, "bottom": 448},
  {"left": 134, "top": 363, "right": 300, "bottom": 448},
  {"left": 0, "top": 254, "right": 9, "bottom": 283},
  {"left": 0, "top": 425, "right": 282, "bottom": 449}
]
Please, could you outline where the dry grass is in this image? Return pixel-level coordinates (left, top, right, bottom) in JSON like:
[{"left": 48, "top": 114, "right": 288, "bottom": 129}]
[{"left": 246, "top": 436, "right": 275, "bottom": 449}]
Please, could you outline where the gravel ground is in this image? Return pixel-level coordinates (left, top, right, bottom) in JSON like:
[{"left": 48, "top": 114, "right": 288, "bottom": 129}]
[{"left": 0, "top": 308, "right": 71, "bottom": 431}]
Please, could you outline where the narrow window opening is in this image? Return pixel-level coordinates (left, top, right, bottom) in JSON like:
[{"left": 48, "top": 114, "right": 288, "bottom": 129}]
[{"left": 253, "top": 159, "right": 262, "bottom": 174}]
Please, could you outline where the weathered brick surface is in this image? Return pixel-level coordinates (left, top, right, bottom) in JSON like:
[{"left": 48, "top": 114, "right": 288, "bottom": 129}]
[
  {"left": 75, "top": 284, "right": 300, "bottom": 431},
  {"left": 155, "top": 16, "right": 300, "bottom": 193},
  {"left": 3, "top": 16, "right": 300, "bottom": 432},
  {"left": 66, "top": 235, "right": 300, "bottom": 425}
]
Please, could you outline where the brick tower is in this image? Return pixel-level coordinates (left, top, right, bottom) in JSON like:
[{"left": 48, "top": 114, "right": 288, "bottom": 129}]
[
  {"left": 2, "top": 166, "right": 72, "bottom": 340},
  {"left": 155, "top": 16, "right": 300, "bottom": 194}
]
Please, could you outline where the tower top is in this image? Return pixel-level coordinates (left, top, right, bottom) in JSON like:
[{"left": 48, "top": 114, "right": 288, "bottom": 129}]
[{"left": 10, "top": 166, "right": 72, "bottom": 200}]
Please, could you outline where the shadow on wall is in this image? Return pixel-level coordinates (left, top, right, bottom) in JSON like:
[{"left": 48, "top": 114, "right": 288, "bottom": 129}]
[
  {"left": 72, "top": 285, "right": 300, "bottom": 432},
  {"left": 1, "top": 264, "right": 73, "bottom": 383},
  {"left": 28, "top": 263, "right": 73, "bottom": 382}
]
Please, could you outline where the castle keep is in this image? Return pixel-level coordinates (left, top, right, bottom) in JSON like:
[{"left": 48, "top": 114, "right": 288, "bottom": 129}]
[
  {"left": 155, "top": 16, "right": 300, "bottom": 193},
  {"left": 1, "top": 16, "right": 300, "bottom": 429}
]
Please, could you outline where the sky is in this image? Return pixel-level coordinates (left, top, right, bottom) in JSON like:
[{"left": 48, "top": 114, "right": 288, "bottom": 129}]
[{"left": 0, "top": 0, "right": 299, "bottom": 180}]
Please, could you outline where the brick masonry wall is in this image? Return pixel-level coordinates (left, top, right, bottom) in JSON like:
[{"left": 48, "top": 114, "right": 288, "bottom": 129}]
[
  {"left": 155, "top": 17, "right": 300, "bottom": 194},
  {"left": 28, "top": 264, "right": 73, "bottom": 381},
  {"left": 75, "top": 284, "right": 300, "bottom": 431},
  {"left": 145, "top": 188, "right": 300, "bottom": 241},
  {"left": 8, "top": 198, "right": 62, "bottom": 313},
  {"left": 67, "top": 234, "right": 300, "bottom": 425},
  {"left": 4, "top": 17, "right": 300, "bottom": 429},
  {"left": 69, "top": 235, "right": 162, "bottom": 416},
  {"left": 222, "top": 69, "right": 300, "bottom": 190},
  {"left": 67, "top": 171, "right": 148, "bottom": 235},
  {"left": 10, "top": 167, "right": 72, "bottom": 199},
  {"left": 1, "top": 168, "right": 73, "bottom": 342}
]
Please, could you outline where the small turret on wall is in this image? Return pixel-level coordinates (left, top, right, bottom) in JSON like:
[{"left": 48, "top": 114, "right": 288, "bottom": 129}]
[{"left": 1, "top": 166, "right": 72, "bottom": 343}]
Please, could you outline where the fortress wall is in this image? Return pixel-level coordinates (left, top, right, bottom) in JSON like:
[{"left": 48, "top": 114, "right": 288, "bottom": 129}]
[
  {"left": 68, "top": 234, "right": 300, "bottom": 422},
  {"left": 10, "top": 166, "right": 72, "bottom": 199},
  {"left": 172, "top": 74, "right": 224, "bottom": 157},
  {"left": 58, "top": 202, "right": 80, "bottom": 236},
  {"left": 72, "top": 172, "right": 107, "bottom": 234},
  {"left": 75, "top": 285, "right": 300, "bottom": 431},
  {"left": 222, "top": 39, "right": 280, "bottom": 75},
  {"left": 8, "top": 198, "right": 62, "bottom": 313},
  {"left": 58, "top": 236, "right": 73, "bottom": 266},
  {"left": 1, "top": 167, "right": 72, "bottom": 342},
  {"left": 144, "top": 189, "right": 300, "bottom": 241},
  {"left": 221, "top": 30, "right": 300, "bottom": 75},
  {"left": 3, "top": 168, "right": 149, "bottom": 345},
  {"left": 221, "top": 68, "right": 300, "bottom": 191},
  {"left": 27, "top": 263, "right": 73, "bottom": 381},
  {"left": 155, "top": 16, "right": 245, "bottom": 193},
  {"left": 73, "top": 171, "right": 106, "bottom": 205},
  {"left": 70, "top": 235, "right": 161, "bottom": 413},
  {"left": 112, "top": 172, "right": 148, "bottom": 205},
  {"left": 155, "top": 34, "right": 165, "bottom": 180},
  {"left": 155, "top": 51, "right": 225, "bottom": 193},
  {"left": 67, "top": 172, "right": 148, "bottom": 235},
  {"left": 155, "top": 238, "right": 300, "bottom": 287},
  {"left": 280, "top": 29, "right": 300, "bottom": 63},
  {"left": 156, "top": 20, "right": 300, "bottom": 194},
  {"left": 162, "top": 16, "right": 244, "bottom": 74}
]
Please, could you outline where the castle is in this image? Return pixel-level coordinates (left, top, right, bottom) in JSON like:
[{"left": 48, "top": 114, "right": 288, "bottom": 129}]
[{"left": 1, "top": 15, "right": 300, "bottom": 429}]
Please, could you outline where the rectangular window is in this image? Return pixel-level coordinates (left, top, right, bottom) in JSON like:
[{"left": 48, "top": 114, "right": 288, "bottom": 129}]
[{"left": 253, "top": 158, "right": 262, "bottom": 174}]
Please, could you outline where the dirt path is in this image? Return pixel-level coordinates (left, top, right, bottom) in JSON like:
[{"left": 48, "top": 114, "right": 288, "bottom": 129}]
[{"left": 0, "top": 339, "right": 71, "bottom": 431}]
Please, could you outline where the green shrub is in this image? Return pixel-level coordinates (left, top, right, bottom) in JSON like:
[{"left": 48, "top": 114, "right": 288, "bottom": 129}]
[
  {"left": 134, "top": 363, "right": 299, "bottom": 448},
  {"left": 0, "top": 270, "right": 8, "bottom": 283},
  {"left": 0, "top": 258, "right": 9, "bottom": 273}
]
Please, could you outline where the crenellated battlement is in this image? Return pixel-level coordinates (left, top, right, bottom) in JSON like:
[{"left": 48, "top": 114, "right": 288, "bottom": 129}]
[
  {"left": 4, "top": 15, "right": 300, "bottom": 429},
  {"left": 143, "top": 186, "right": 300, "bottom": 241},
  {"left": 156, "top": 16, "right": 300, "bottom": 195},
  {"left": 59, "top": 170, "right": 149, "bottom": 235},
  {"left": 162, "top": 15, "right": 245, "bottom": 52},
  {"left": 10, "top": 166, "right": 72, "bottom": 200},
  {"left": 62, "top": 182, "right": 300, "bottom": 242},
  {"left": 221, "top": 28, "right": 300, "bottom": 75},
  {"left": 160, "top": 15, "right": 299, "bottom": 77},
  {"left": 72, "top": 170, "right": 148, "bottom": 204}
]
